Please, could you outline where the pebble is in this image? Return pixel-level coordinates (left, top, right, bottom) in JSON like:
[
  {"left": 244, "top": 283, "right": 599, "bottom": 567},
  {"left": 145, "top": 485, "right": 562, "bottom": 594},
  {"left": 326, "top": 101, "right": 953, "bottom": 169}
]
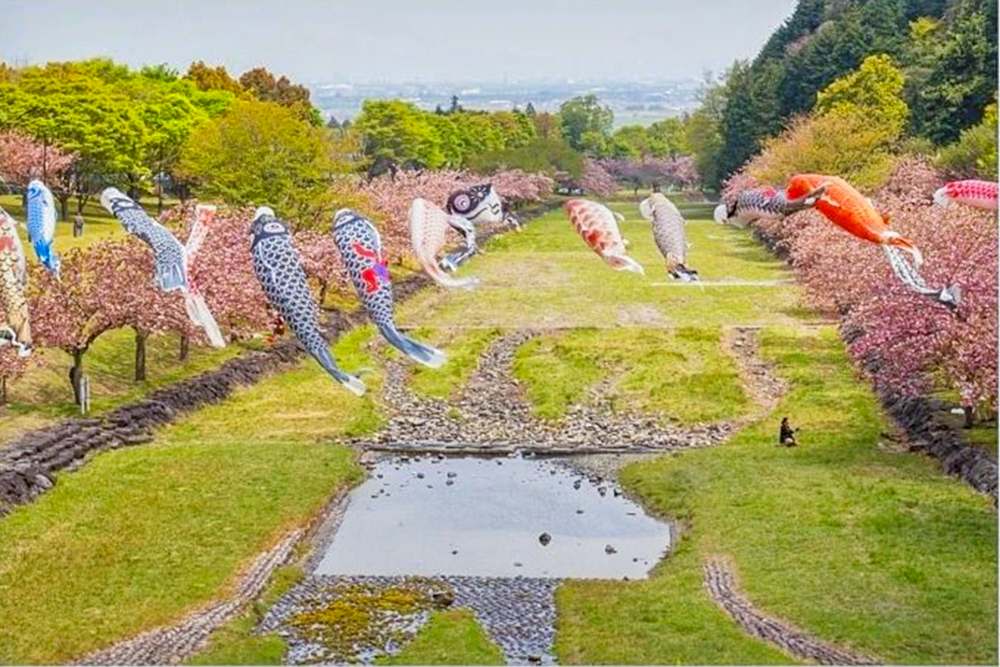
[{"left": 350, "top": 330, "right": 745, "bottom": 456}]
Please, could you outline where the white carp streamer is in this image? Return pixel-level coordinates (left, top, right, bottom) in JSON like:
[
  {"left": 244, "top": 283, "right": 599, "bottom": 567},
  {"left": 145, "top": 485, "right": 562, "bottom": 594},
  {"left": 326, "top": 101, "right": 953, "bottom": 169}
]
[
  {"left": 408, "top": 198, "right": 480, "bottom": 289},
  {"left": 184, "top": 204, "right": 226, "bottom": 348},
  {"left": 640, "top": 192, "right": 697, "bottom": 281}
]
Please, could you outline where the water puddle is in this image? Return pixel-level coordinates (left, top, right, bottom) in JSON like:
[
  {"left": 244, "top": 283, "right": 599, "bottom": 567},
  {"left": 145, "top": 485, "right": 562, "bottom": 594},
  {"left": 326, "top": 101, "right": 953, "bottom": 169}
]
[{"left": 315, "top": 455, "right": 672, "bottom": 579}]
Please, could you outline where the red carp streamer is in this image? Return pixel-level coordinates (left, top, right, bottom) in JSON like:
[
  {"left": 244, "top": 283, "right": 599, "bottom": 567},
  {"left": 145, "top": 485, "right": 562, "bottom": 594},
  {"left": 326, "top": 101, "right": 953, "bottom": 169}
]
[
  {"left": 933, "top": 180, "right": 998, "bottom": 211},
  {"left": 564, "top": 199, "right": 644, "bottom": 274}
]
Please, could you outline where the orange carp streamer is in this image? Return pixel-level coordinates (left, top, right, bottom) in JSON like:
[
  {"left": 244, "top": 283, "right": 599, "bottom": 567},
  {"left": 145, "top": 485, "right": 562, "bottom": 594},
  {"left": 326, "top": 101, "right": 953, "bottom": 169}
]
[
  {"left": 564, "top": 199, "right": 644, "bottom": 274},
  {"left": 787, "top": 174, "right": 923, "bottom": 266}
]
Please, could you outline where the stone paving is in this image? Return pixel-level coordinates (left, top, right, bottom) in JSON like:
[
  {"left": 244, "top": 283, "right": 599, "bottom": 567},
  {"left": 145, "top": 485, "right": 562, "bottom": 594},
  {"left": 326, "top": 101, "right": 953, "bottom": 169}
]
[
  {"left": 703, "top": 557, "right": 878, "bottom": 665},
  {"left": 351, "top": 328, "right": 769, "bottom": 454},
  {"left": 260, "top": 575, "right": 561, "bottom": 665}
]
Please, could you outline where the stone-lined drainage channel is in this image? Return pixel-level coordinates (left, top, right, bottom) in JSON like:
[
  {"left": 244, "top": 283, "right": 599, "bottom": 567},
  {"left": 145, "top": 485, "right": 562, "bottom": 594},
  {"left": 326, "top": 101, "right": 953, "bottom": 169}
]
[
  {"left": 68, "top": 323, "right": 794, "bottom": 665},
  {"left": 262, "top": 454, "right": 672, "bottom": 665},
  {"left": 252, "top": 328, "right": 786, "bottom": 665},
  {"left": 703, "top": 558, "right": 878, "bottom": 665}
]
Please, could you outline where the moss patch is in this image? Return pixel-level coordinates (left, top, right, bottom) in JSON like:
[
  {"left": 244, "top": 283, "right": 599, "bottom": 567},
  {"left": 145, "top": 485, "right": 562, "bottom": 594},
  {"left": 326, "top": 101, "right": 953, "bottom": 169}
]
[{"left": 285, "top": 580, "right": 451, "bottom": 664}]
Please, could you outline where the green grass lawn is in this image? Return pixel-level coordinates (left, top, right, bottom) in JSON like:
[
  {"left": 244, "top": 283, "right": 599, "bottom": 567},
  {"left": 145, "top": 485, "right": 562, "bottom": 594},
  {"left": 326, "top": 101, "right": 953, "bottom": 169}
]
[
  {"left": 0, "top": 328, "right": 247, "bottom": 445},
  {"left": 557, "top": 328, "right": 997, "bottom": 665},
  {"left": 0, "top": 197, "right": 994, "bottom": 666},
  {"left": 0, "top": 330, "right": 381, "bottom": 663},
  {"left": 513, "top": 327, "right": 752, "bottom": 423},
  {"left": 378, "top": 610, "right": 505, "bottom": 665}
]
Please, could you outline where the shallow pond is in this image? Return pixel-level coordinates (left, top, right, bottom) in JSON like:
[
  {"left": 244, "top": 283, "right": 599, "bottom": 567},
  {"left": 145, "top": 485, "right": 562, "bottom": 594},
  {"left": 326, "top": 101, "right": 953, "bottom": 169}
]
[{"left": 315, "top": 456, "right": 672, "bottom": 579}]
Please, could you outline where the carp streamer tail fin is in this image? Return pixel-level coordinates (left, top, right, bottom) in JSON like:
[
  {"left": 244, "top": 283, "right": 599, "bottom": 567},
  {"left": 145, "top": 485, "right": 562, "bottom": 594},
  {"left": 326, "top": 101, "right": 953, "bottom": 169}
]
[
  {"left": 606, "top": 253, "right": 645, "bottom": 274},
  {"left": 378, "top": 324, "right": 447, "bottom": 368},
  {"left": 420, "top": 254, "right": 480, "bottom": 290},
  {"left": 156, "top": 262, "right": 187, "bottom": 292},
  {"left": 937, "top": 284, "right": 962, "bottom": 309},
  {"left": 184, "top": 292, "right": 226, "bottom": 348},
  {"left": 884, "top": 235, "right": 923, "bottom": 268},
  {"left": 314, "top": 346, "right": 367, "bottom": 396},
  {"left": 670, "top": 264, "right": 700, "bottom": 282}
]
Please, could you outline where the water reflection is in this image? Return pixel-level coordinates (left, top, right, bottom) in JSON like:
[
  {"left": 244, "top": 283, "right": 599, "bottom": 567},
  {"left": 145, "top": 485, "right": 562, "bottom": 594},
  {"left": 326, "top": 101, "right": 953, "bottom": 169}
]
[{"left": 315, "top": 456, "right": 672, "bottom": 579}]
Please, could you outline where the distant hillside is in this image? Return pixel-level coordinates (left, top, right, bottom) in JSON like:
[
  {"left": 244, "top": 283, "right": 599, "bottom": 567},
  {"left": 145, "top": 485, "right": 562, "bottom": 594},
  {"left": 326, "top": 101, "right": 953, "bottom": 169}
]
[{"left": 716, "top": 0, "right": 997, "bottom": 179}]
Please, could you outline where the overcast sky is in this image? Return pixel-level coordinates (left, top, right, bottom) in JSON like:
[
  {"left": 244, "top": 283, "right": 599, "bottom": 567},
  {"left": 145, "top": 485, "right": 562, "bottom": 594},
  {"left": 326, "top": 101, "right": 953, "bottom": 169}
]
[{"left": 0, "top": 0, "right": 797, "bottom": 83}]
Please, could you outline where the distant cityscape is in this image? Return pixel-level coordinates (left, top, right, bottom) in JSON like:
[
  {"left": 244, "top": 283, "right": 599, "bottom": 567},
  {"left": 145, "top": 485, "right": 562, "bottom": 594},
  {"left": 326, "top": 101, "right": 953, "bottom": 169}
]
[{"left": 308, "top": 79, "right": 704, "bottom": 128}]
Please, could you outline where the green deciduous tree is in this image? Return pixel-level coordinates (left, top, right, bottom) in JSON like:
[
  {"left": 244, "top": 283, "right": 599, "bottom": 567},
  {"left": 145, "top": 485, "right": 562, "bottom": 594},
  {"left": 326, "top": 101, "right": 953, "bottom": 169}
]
[
  {"left": 937, "top": 101, "right": 998, "bottom": 178},
  {"left": 354, "top": 99, "right": 445, "bottom": 172},
  {"left": 184, "top": 61, "right": 244, "bottom": 95},
  {"left": 178, "top": 99, "right": 341, "bottom": 223},
  {"left": 465, "top": 137, "right": 582, "bottom": 180},
  {"left": 238, "top": 67, "right": 321, "bottom": 126},
  {"left": 683, "top": 75, "right": 728, "bottom": 190},
  {"left": 559, "top": 94, "right": 613, "bottom": 152},
  {"left": 815, "top": 54, "right": 909, "bottom": 136},
  {"left": 354, "top": 101, "right": 538, "bottom": 174}
]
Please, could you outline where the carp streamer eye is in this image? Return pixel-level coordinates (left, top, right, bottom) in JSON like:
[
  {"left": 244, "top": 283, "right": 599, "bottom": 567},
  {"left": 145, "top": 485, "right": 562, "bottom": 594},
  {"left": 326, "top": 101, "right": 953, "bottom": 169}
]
[
  {"left": 452, "top": 193, "right": 472, "bottom": 212},
  {"left": 264, "top": 221, "right": 285, "bottom": 234}
]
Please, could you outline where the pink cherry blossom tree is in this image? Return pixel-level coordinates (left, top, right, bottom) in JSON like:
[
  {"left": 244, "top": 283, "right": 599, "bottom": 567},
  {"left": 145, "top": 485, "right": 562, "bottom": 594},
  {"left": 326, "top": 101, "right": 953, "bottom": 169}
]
[
  {"left": 580, "top": 158, "right": 616, "bottom": 197},
  {"left": 29, "top": 244, "right": 133, "bottom": 404},
  {"left": 0, "top": 347, "right": 32, "bottom": 405},
  {"left": 296, "top": 229, "right": 348, "bottom": 307},
  {"left": 729, "top": 158, "right": 998, "bottom": 423},
  {"left": 0, "top": 131, "right": 77, "bottom": 218}
]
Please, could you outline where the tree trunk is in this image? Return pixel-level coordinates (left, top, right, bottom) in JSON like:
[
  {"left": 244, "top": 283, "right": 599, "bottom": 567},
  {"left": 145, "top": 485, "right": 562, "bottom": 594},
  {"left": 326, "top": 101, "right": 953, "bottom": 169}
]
[
  {"left": 179, "top": 334, "right": 190, "bottom": 362},
  {"left": 70, "top": 350, "right": 84, "bottom": 406},
  {"left": 156, "top": 147, "right": 165, "bottom": 215},
  {"left": 57, "top": 191, "right": 70, "bottom": 221},
  {"left": 319, "top": 283, "right": 329, "bottom": 309},
  {"left": 963, "top": 405, "right": 975, "bottom": 429},
  {"left": 134, "top": 329, "right": 148, "bottom": 382},
  {"left": 0, "top": 376, "right": 7, "bottom": 406}
]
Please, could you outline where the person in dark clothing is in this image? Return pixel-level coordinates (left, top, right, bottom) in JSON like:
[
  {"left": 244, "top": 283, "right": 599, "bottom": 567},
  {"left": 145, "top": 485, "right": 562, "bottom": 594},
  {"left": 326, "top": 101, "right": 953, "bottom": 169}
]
[{"left": 779, "top": 417, "right": 798, "bottom": 447}]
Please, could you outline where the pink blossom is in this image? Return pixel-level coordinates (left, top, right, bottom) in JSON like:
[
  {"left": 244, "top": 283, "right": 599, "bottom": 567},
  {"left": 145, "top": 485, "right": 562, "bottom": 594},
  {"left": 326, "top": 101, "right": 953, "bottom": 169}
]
[{"left": 736, "top": 157, "right": 997, "bottom": 412}]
